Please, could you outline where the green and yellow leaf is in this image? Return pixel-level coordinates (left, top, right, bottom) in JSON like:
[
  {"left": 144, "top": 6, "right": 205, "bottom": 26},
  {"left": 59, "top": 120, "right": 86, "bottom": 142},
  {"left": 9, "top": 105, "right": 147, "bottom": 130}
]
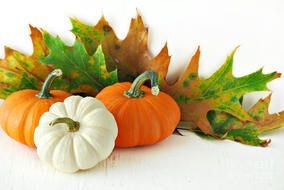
[
  {"left": 70, "top": 14, "right": 170, "bottom": 83},
  {"left": 163, "top": 48, "right": 280, "bottom": 136},
  {"left": 179, "top": 95, "right": 284, "bottom": 146},
  {"left": 0, "top": 26, "right": 51, "bottom": 98},
  {"left": 40, "top": 32, "right": 118, "bottom": 95}
]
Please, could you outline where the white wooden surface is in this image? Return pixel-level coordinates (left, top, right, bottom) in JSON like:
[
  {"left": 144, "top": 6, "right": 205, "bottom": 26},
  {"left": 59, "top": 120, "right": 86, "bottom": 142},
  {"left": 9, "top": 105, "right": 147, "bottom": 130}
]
[
  {"left": 1, "top": 127, "right": 284, "bottom": 190},
  {"left": 0, "top": 0, "right": 284, "bottom": 189}
]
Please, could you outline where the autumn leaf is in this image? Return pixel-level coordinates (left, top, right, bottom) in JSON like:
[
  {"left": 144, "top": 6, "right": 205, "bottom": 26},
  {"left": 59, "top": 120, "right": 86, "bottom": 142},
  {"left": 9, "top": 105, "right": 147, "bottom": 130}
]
[
  {"left": 0, "top": 27, "right": 117, "bottom": 98},
  {"left": 0, "top": 26, "right": 51, "bottom": 98},
  {"left": 40, "top": 32, "right": 118, "bottom": 95},
  {"left": 165, "top": 48, "right": 282, "bottom": 146},
  {"left": 70, "top": 14, "right": 170, "bottom": 83},
  {"left": 179, "top": 95, "right": 284, "bottom": 146},
  {"left": 164, "top": 48, "right": 280, "bottom": 135}
]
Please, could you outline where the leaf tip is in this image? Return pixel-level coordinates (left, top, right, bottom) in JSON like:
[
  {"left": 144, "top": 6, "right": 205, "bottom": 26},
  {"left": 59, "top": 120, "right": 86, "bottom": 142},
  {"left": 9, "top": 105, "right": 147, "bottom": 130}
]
[
  {"left": 4, "top": 46, "right": 13, "bottom": 56},
  {"left": 135, "top": 8, "right": 142, "bottom": 18},
  {"left": 28, "top": 24, "right": 35, "bottom": 31},
  {"left": 69, "top": 17, "right": 79, "bottom": 26},
  {"left": 131, "top": 9, "right": 146, "bottom": 28},
  {"left": 160, "top": 42, "right": 170, "bottom": 56},
  {"left": 28, "top": 25, "right": 42, "bottom": 37},
  {"left": 195, "top": 46, "right": 201, "bottom": 57},
  {"left": 276, "top": 72, "right": 282, "bottom": 78},
  {"left": 230, "top": 45, "right": 240, "bottom": 56},
  {"left": 96, "top": 44, "right": 103, "bottom": 52},
  {"left": 197, "top": 45, "right": 201, "bottom": 52},
  {"left": 260, "top": 139, "right": 271, "bottom": 147},
  {"left": 100, "top": 14, "right": 107, "bottom": 22}
]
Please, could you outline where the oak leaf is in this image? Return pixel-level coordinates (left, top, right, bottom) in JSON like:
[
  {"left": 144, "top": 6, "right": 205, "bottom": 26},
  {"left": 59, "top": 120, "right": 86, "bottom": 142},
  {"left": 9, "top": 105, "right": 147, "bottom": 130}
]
[
  {"left": 71, "top": 14, "right": 170, "bottom": 84},
  {"left": 40, "top": 32, "right": 118, "bottom": 95},
  {"left": 163, "top": 48, "right": 280, "bottom": 136},
  {"left": 0, "top": 26, "right": 51, "bottom": 98},
  {"left": 178, "top": 95, "right": 284, "bottom": 146}
]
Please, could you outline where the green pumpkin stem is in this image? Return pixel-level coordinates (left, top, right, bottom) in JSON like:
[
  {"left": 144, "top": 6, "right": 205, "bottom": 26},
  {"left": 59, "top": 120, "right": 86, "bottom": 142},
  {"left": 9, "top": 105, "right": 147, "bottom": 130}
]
[
  {"left": 36, "top": 69, "right": 62, "bottom": 99},
  {"left": 49, "top": 117, "right": 80, "bottom": 132},
  {"left": 124, "top": 70, "right": 160, "bottom": 98}
]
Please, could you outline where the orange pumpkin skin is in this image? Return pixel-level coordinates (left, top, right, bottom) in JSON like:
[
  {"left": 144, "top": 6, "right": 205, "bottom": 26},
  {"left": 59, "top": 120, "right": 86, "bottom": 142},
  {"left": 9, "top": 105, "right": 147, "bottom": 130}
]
[
  {"left": 0, "top": 89, "right": 71, "bottom": 147},
  {"left": 0, "top": 69, "right": 70, "bottom": 147},
  {"left": 96, "top": 82, "right": 181, "bottom": 147}
]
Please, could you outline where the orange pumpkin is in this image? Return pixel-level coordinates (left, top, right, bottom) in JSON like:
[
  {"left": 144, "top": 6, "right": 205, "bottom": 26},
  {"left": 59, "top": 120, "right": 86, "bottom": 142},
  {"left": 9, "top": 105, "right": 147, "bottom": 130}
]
[
  {"left": 0, "top": 69, "right": 71, "bottom": 147},
  {"left": 96, "top": 70, "right": 181, "bottom": 147}
]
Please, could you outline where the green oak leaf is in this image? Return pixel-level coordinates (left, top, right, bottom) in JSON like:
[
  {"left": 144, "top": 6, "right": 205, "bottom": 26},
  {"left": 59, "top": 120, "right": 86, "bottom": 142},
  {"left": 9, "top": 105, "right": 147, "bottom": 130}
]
[{"left": 40, "top": 32, "right": 118, "bottom": 96}]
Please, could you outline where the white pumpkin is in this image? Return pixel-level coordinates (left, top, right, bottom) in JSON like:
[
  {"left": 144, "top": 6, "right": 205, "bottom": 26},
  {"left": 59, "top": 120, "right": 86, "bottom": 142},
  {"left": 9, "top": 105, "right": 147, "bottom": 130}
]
[{"left": 34, "top": 96, "right": 118, "bottom": 173}]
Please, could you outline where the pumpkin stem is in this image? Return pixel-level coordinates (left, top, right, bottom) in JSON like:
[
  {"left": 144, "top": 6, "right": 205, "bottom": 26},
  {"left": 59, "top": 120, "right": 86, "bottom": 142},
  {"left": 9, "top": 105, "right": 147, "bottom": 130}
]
[
  {"left": 36, "top": 69, "right": 62, "bottom": 99},
  {"left": 124, "top": 70, "right": 160, "bottom": 98},
  {"left": 49, "top": 117, "right": 80, "bottom": 132}
]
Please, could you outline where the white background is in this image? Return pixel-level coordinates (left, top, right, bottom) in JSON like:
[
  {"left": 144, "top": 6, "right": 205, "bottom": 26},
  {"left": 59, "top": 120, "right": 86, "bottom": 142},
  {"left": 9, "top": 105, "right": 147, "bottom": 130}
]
[{"left": 0, "top": 0, "right": 284, "bottom": 189}]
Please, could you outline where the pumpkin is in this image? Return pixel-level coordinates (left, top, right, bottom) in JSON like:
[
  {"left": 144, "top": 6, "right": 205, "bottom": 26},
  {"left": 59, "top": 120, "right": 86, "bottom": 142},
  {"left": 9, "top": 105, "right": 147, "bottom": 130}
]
[
  {"left": 34, "top": 96, "right": 118, "bottom": 173},
  {"left": 96, "top": 70, "right": 181, "bottom": 147},
  {"left": 0, "top": 69, "right": 71, "bottom": 147}
]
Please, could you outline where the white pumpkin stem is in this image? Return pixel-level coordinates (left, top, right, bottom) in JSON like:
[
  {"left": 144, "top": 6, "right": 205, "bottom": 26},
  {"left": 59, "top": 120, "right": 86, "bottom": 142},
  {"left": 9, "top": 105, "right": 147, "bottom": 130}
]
[
  {"left": 124, "top": 70, "right": 160, "bottom": 98},
  {"left": 36, "top": 69, "right": 62, "bottom": 99},
  {"left": 49, "top": 117, "right": 80, "bottom": 132}
]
